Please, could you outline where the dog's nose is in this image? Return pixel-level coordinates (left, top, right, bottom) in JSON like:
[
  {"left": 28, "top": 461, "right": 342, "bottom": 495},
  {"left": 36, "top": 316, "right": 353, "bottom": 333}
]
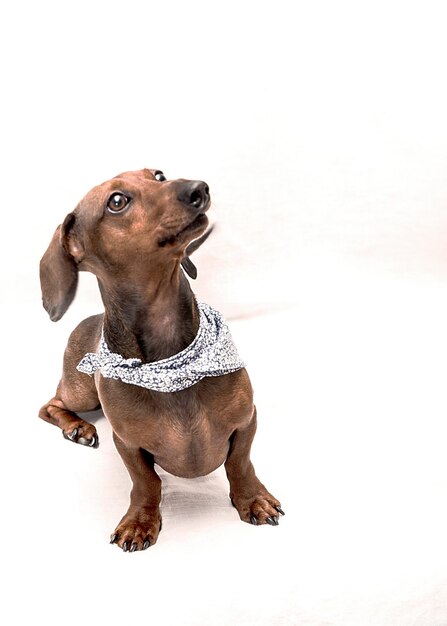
[{"left": 177, "top": 181, "right": 210, "bottom": 212}]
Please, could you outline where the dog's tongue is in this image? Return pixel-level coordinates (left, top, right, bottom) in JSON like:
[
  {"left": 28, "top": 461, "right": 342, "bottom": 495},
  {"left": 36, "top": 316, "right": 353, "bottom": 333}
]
[
  {"left": 180, "top": 225, "right": 214, "bottom": 279},
  {"left": 181, "top": 256, "right": 197, "bottom": 279}
]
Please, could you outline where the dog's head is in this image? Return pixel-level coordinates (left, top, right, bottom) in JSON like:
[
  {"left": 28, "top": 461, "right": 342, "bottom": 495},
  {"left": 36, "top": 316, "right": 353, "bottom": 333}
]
[{"left": 40, "top": 168, "right": 211, "bottom": 321}]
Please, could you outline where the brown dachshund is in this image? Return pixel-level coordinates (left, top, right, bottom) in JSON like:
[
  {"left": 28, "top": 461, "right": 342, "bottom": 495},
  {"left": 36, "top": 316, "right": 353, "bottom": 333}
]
[{"left": 39, "top": 168, "right": 284, "bottom": 552}]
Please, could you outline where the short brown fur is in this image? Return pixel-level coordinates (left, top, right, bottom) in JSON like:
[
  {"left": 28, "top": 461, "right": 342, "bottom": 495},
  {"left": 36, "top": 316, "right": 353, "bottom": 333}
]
[{"left": 39, "top": 168, "right": 283, "bottom": 551}]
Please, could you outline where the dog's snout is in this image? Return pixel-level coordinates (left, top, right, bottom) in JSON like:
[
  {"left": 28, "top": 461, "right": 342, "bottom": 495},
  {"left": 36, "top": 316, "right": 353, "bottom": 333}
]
[{"left": 177, "top": 181, "right": 210, "bottom": 212}]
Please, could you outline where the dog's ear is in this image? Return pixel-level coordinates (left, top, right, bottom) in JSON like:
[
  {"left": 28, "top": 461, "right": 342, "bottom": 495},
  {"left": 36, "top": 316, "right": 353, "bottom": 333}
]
[{"left": 39, "top": 213, "right": 83, "bottom": 321}]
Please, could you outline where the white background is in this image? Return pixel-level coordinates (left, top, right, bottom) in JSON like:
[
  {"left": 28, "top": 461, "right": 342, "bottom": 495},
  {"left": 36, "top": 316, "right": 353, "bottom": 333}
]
[{"left": 2, "top": 1, "right": 447, "bottom": 624}]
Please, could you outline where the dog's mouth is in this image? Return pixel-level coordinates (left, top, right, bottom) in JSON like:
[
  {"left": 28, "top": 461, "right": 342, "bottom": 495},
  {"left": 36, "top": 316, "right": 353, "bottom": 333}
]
[{"left": 158, "top": 212, "right": 209, "bottom": 248}]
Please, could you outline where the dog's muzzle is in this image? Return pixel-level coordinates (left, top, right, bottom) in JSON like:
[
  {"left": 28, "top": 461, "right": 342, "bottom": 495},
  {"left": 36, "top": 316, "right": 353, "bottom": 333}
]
[{"left": 176, "top": 180, "right": 210, "bottom": 213}]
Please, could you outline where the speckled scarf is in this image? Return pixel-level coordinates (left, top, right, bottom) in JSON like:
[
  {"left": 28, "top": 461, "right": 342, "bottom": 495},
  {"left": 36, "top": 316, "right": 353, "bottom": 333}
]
[{"left": 76, "top": 301, "right": 245, "bottom": 392}]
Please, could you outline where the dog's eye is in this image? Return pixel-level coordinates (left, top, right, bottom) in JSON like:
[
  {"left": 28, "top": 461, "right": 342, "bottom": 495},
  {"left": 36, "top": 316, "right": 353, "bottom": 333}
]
[
  {"left": 154, "top": 171, "right": 166, "bottom": 182},
  {"left": 107, "top": 193, "right": 131, "bottom": 213}
]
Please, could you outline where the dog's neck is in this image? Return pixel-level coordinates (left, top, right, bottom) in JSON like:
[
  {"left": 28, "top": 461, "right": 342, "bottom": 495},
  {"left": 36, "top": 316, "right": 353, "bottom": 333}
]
[{"left": 97, "top": 264, "right": 199, "bottom": 363}]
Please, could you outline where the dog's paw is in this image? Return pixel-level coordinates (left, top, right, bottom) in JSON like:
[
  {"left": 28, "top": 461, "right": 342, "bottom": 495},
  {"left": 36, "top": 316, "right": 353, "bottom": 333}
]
[
  {"left": 232, "top": 493, "right": 285, "bottom": 526},
  {"left": 110, "top": 506, "right": 162, "bottom": 552},
  {"left": 62, "top": 420, "right": 99, "bottom": 448}
]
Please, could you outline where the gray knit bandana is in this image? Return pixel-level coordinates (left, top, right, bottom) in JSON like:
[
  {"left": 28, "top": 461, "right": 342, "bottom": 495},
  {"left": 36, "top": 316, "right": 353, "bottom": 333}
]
[{"left": 77, "top": 301, "right": 245, "bottom": 393}]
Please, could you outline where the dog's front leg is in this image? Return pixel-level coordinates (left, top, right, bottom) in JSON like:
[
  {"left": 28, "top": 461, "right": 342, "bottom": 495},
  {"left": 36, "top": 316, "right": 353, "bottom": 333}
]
[
  {"left": 110, "top": 433, "right": 162, "bottom": 551},
  {"left": 225, "top": 407, "right": 284, "bottom": 526}
]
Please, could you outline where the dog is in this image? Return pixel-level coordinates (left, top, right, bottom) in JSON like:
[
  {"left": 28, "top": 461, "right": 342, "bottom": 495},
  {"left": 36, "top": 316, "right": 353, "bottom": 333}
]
[{"left": 39, "top": 168, "right": 284, "bottom": 551}]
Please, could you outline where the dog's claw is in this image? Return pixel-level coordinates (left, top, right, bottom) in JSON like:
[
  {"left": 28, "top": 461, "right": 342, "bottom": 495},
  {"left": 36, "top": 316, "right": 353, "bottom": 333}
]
[
  {"left": 63, "top": 428, "right": 78, "bottom": 441},
  {"left": 143, "top": 540, "right": 151, "bottom": 550},
  {"left": 70, "top": 428, "right": 78, "bottom": 440},
  {"left": 62, "top": 426, "right": 98, "bottom": 448},
  {"left": 274, "top": 506, "right": 285, "bottom": 516},
  {"left": 78, "top": 435, "right": 99, "bottom": 448},
  {"left": 110, "top": 533, "right": 118, "bottom": 544},
  {"left": 122, "top": 542, "right": 129, "bottom": 552},
  {"left": 266, "top": 516, "right": 279, "bottom": 526},
  {"left": 130, "top": 542, "right": 138, "bottom": 552},
  {"left": 250, "top": 516, "right": 258, "bottom": 526}
]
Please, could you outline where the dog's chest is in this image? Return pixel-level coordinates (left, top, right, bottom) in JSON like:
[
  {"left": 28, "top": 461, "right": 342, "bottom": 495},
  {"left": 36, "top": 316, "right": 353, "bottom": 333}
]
[{"left": 98, "top": 378, "right": 237, "bottom": 477}]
